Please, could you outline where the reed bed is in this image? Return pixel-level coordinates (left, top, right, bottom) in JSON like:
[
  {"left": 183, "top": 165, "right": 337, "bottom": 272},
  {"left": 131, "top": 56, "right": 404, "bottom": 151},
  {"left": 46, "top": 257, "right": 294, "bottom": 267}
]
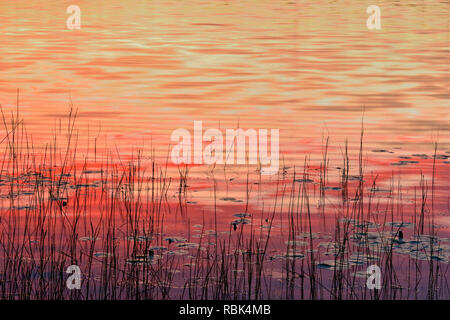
[{"left": 0, "top": 104, "right": 448, "bottom": 300}]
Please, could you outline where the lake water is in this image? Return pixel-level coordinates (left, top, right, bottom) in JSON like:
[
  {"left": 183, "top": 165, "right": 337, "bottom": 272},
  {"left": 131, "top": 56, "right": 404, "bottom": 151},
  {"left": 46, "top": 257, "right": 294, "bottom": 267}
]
[{"left": 0, "top": 0, "right": 448, "bottom": 299}]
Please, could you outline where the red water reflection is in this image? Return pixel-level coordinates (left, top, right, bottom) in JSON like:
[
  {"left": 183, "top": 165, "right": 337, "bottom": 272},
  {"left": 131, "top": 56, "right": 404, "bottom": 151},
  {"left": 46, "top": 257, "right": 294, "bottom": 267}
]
[{"left": 0, "top": 0, "right": 448, "bottom": 299}]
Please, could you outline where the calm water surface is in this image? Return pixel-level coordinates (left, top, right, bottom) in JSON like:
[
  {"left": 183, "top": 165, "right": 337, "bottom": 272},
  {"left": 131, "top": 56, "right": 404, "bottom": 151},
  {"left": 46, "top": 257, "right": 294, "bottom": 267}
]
[{"left": 0, "top": 0, "right": 448, "bottom": 299}]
